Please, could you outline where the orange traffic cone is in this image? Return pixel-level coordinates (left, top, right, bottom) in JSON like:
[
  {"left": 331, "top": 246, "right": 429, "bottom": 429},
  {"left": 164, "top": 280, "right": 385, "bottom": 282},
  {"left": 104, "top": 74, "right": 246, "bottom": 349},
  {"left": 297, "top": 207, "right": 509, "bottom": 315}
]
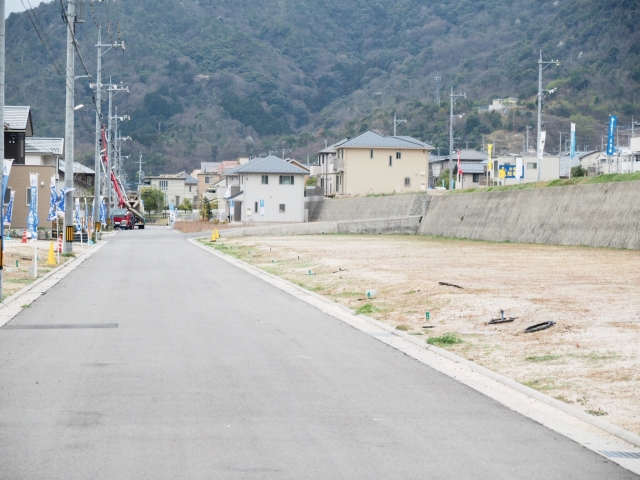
[{"left": 21, "top": 229, "right": 27, "bottom": 243}]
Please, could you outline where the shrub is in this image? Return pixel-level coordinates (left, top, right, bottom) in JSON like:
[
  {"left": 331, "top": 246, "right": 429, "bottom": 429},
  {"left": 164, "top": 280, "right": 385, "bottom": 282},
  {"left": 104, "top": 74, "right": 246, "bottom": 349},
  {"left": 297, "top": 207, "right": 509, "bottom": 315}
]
[
  {"left": 571, "top": 165, "right": 588, "bottom": 177},
  {"left": 427, "top": 332, "right": 463, "bottom": 346}
]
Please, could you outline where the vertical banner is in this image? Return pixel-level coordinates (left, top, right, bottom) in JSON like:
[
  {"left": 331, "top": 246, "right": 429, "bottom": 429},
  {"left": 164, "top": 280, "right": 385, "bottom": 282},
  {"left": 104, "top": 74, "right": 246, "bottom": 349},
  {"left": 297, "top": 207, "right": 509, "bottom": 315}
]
[
  {"left": 3, "top": 190, "right": 15, "bottom": 226},
  {"left": 516, "top": 157, "right": 524, "bottom": 180},
  {"left": 56, "top": 187, "right": 73, "bottom": 216},
  {"left": 487, "top": 144, "right": 493, "bottom": 171},
  {"left": 2, "top": 160, "right": 13, "bottom": 204},
  {"left": 570, "top": 123, "right": 576, "bottom": 160},
  {"left": 606, "top": 115, "right": 617, "bottom": 155},
  {"left": 100, "top": 197, "right": 107, "bottom": 225},
  {"left": 538, "top": 131, "right": 546, "bottom": 163},
  {"left": 47, "top": 176, "right": 58, "bottom": 221},
  {"left": 260, "top": 199, "right": 265, "bottom": 216},
  {"left": 75, "top": 198, "right": 81, "bottom": 232},
  {"left": 27, "top": 173, "right": 39, "bottom": 239},
  {"left": 84, "top": 198, "right": 89, "bottom": 233}
]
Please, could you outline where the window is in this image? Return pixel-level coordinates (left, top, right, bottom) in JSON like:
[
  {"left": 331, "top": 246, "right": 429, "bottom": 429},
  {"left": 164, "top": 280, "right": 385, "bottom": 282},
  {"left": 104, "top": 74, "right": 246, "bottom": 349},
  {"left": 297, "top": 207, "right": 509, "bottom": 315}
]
[
  {"left": 404, "top": 177, "right": 410, "bottom": 187},
  {"left": 175, "top": 196, "right": 180, "bottom": 206},
  {"left": 396, "top": 151, "right": 402, "bottom": 159},
  {"left": 4, "top": 187, "right": 11, "bottom": 205},
  {"left": 279, "top": 204, "right": 286, "bottom": 213},
  {"left": 279, "top": 175, "right": 294, "bottom": 185},
  {"left": 473, "top": 173, "right": 480, "bottom": 183},
  {"left": 159, "top": 180, "right": 168, "bottom": 190},
  {"left": 389, "top": 156, "right": 393, "bottom": 167},
  {"left": 205, "top": 176, "right": 211, "bottom": 184},
  {"left": 261, "top": 175, "right": 269, "bottom": 184},
  {"left": 26, "top": 187, "right": 31, "bottom": 206},
  {"left": 370, "top": 149, "right": 374, "bottom": 159},
  {"left": 527, "top": 162, "right": 537, "bottom": 170},
  {"left": 189, "top": 185, "right": 192, "bottom": 192},
  {"left": 255, "top": 201, "right": 258, "bottom": 213}
]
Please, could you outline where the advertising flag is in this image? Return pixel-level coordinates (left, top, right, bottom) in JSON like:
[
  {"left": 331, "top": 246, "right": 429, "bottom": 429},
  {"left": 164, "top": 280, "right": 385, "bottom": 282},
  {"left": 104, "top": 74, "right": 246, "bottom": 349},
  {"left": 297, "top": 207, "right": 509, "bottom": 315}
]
[
  {"left": 84, "top": 198, "right": 89, "bottom": 232},
  {"left": 56, "top": 188, "right": 74, "bottom": 216},
  {"left": 3, "top": 190, "right": 15, "bottom": 226},
  {"left": 27, "top": 173, "right": 39, "bottom": 239},
  {"left": 100, "top": 197, "right": 107, "bottom": 225},
  {"left": 457, "top": 149, "right": 463, "bottom": 175},
  {"left": 537, "top": 131, "right": 546, "bottom": 163},
  {"left": 516, "top": 157, "right": 523, "bottom": 180},
  {"left": 606, "top": 115, "right": 617, "bottom": 155},
  {"left": 570, "top": 123, "right": 576, "bottom": 160},
  {"left": 47, "top": 176, "right": 58, "bottom": 221},
  {"left": 2, "top": 159, "right": 13, "bottom": 205},
  {"left": 75, "top": 198, "right": 81, "bottom": 232},
  {"left": 487, "top": 144, "right": 493, "bottom": 171}
]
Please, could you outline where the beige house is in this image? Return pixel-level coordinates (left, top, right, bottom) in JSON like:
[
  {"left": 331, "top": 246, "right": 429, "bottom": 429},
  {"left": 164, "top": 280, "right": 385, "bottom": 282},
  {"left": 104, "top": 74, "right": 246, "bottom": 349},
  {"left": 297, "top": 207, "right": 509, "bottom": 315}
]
[
  {"left": 329, "top": 131, "right": 433, "bottom": 196},
  {"left": 143, "top": 172, "right": 198, "bottom": 207}
]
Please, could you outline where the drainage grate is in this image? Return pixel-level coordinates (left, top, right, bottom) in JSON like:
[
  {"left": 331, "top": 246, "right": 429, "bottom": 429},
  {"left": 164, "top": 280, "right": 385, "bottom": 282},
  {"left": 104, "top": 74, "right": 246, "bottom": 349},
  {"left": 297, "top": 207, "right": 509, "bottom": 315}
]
[
  {"left": 3, "top": 324, "right": 118, "bottom": 330},
  {"left": 601, "top": 451, "right": 640, "bottom": 459}
]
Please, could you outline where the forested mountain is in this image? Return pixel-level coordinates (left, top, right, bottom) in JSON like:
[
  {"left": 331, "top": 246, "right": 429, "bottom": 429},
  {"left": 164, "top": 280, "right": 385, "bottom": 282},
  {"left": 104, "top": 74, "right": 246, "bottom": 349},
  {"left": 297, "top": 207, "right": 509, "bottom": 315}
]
[{"left": 5, "top": 0, "right": 640, "bottom": 180}]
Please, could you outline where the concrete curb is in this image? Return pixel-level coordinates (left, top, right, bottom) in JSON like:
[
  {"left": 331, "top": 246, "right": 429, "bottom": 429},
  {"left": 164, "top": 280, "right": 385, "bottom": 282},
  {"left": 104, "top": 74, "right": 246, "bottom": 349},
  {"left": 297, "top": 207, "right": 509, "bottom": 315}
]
[
  {"left": 188, "top": 236, "right": 640, "bottom": 455},
  {"left": 0, "top": 241, "right": 106, "bottom": 327}
]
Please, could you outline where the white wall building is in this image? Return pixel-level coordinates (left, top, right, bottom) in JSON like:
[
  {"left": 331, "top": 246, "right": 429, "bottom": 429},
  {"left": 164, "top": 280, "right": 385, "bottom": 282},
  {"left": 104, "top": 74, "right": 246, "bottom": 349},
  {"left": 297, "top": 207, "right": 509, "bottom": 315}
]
[
  {"left": 144, "top": 172, "right": 198, "bottom": 207},
  {"left": 223, "top": 156, "right": 307, "bottom": 223}
]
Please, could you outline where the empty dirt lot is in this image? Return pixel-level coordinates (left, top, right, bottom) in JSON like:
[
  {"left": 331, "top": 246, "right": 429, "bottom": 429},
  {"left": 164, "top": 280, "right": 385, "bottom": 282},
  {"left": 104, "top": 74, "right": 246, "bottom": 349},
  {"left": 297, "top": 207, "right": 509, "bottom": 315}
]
[{"left": 207, "top": 235, "right": 640, "bottom": 434}]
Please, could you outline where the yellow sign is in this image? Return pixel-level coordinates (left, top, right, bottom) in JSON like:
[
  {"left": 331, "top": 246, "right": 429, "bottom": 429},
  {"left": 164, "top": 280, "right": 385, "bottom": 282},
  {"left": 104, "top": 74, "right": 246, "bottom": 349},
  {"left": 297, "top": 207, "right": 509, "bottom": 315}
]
[{"left": 499, "top": 167, "right": 506, "bottom": 179}]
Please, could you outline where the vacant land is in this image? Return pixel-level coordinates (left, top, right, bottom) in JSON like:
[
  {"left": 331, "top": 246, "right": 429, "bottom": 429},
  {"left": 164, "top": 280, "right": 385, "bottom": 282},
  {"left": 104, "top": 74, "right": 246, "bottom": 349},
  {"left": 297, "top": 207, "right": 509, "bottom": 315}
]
[{"left": 203, "top": 235, "right": 640, "bottom": 434}]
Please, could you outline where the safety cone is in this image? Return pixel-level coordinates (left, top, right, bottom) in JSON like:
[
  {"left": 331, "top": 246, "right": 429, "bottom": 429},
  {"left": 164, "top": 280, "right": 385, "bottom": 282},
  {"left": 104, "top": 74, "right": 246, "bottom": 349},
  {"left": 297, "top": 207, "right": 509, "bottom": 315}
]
[
  {"left": 47, "top": 241, "right": 56, "bottom": 266},
  {"left": 210, "top": 229, "right": 216, "bottom": 242},
  {"left": 21, "top": 229, "right": 27, "bottom": 243},
  {"left": 57, "top": 235, "right": 63, "bottom": 253},
  {"left": 215, "top": 228, "right": 220, "bottom": 239}
]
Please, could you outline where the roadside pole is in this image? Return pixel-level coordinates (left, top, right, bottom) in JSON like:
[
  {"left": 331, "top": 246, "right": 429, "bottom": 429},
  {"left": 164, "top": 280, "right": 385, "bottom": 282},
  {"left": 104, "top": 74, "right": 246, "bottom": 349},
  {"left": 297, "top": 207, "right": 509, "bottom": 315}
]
[
  {"left": 62, "top": 0, "right": 76, "bottom": 254},
  {"left": 0, "top": 0, "right": 5, "bottom": 299}
]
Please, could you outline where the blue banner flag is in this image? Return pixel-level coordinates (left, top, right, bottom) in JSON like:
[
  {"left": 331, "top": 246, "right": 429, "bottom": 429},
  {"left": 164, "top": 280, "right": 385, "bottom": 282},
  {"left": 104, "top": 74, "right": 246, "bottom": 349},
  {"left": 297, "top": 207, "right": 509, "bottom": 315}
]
[
  {"left": 606, "top": 115, "right": 618, "bottom": 155},
  {"left": 47, "top": 176, "right": 58, "bottom": 221},
  {"left": 2, "top": 160, "right": 13, "bottom": 207},
  {"left": 75, "top": 198, "right": 81, "bottom": 232},
  {"left": 27, "top": 173, "right": 39, "bottom": 239},
  {"left": 99, "top": 197, "right": 107, "bottom": 225},
  {"left": 3, "top": 190, "right": 15, "bottom": 225},
  {"left": 570, "top": 123, "right": 576, "bottom": 160}
]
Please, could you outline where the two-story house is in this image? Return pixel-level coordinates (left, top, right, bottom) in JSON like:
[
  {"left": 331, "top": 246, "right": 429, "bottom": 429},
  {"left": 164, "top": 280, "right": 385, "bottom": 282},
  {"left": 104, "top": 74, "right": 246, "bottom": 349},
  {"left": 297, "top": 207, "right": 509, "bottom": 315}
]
[
  {"left": 322, "top": 131, "right": 434, "bottom": 196},
  {"left": 222, "top": 156, "right": 307, "bottom": 223},
  {"left": 144, "top": 172, "right": 198, "bottom": 207}
]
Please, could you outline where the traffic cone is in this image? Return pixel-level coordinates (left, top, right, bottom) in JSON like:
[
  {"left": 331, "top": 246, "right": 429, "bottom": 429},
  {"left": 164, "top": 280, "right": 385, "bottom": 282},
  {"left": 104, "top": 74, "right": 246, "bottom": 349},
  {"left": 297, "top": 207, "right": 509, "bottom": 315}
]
[
  {"left": 57, "top": 235, "right": 63, "bottom": 253},
  {"left": 47, "top": 241, "right": 56, "bottom": 266},
  {"left": 21, "top": 229, "right": 27, "bottom": 243},
  {"left": 215, "top": 228, "right": 220, "bottom": 239},
  {"left": 210, "top": 229, "right": 216, "bottom": 242}
]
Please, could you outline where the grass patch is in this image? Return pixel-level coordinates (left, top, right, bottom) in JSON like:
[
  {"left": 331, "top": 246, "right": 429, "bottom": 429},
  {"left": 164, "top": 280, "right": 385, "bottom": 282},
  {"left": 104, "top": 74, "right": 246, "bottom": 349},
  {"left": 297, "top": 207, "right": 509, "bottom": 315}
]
[
  {"left": 525, "top": 354, "right": 563, "bottom": 362},
  {"left": 586, "top": 408, "right": 608, "bottom": 416},
  {"left": 521, "top": 378, "right": 556, "bottom": 391},
  {"left": 395, "top": 324, "right": 410, "bottom": 331},
  {"left": 356, "top": 303, "right": 379, "bottom": 315},
  {"left": 403, "top": 290, "right": 417, "bottom": 295},
  {"left": 426, "top": 332, "right": 463, "bottom": 346},
  {"left": 21, "top": 304, "right": 30, "bottom": 309}
]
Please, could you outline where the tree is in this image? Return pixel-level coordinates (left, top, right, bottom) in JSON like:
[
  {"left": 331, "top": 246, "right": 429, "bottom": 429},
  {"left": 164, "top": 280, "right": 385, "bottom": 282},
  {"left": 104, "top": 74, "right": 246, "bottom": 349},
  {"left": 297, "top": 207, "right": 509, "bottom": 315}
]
[
  {"left": 141, "top": 188, "right": 165, "bottom": 215},
  {"left": 200, "top": 196, "right": 212, "bottom": 221},
  {"left": 178, "top": 199, "right": 193, "bottom": 212}
]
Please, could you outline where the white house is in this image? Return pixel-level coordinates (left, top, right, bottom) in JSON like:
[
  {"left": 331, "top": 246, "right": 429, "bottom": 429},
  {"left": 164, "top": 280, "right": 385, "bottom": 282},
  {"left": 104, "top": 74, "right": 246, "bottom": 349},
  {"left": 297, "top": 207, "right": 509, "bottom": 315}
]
[
  {"left": 222, "top": 155, "right": 307, "bottom": 223},
  {"left": 143, "top": 172, "right": 198, "bottom": 207}
]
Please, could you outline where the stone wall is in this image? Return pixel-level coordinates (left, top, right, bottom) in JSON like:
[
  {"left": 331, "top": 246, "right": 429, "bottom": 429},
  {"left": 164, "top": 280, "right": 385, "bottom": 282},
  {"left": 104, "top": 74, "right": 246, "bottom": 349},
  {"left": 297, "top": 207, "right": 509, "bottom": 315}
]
[
  {"left": 306, "top": 194, "right": 431, "bottom": 222},
  {"left": 418, "top": 181, "right": 640, "bottom": 249}
]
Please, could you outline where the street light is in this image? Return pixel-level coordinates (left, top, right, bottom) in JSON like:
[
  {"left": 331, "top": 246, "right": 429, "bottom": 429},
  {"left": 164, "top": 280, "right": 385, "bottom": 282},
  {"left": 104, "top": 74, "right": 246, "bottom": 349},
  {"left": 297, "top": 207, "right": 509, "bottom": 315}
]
[{"left": 73, "top": 104, "right": 84, "bottom": 111}]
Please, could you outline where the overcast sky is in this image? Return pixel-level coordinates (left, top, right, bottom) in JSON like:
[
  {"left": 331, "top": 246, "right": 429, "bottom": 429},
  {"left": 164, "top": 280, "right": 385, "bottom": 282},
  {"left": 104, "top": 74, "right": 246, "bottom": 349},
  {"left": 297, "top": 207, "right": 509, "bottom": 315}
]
[{"left": 5, "top": 0, "right": 54, "bottom": 18}]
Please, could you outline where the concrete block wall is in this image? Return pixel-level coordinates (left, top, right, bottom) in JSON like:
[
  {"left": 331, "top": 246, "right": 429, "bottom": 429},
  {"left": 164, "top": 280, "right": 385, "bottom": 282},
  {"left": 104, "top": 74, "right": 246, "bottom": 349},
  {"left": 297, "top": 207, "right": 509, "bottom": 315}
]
[
  {"left": 419, "top": 181, "right": 640, "bottom": 249},
  {"left": 306, "top": 194, "right": 431, "bottom": 222}
]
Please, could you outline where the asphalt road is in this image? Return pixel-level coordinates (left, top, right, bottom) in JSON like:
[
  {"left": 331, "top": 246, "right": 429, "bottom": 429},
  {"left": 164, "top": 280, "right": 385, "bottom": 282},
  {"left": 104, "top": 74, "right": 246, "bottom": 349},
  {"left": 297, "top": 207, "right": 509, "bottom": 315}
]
[{"left": 0, "top": 228, "right": 635, "bottom": 479}]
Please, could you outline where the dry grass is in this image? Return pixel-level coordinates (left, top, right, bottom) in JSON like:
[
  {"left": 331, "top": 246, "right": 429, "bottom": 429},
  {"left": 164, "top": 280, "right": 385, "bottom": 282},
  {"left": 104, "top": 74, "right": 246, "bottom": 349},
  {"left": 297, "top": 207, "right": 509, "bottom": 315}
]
[{"left": 205, "top": 234, "right": 640, "bottom": 434}]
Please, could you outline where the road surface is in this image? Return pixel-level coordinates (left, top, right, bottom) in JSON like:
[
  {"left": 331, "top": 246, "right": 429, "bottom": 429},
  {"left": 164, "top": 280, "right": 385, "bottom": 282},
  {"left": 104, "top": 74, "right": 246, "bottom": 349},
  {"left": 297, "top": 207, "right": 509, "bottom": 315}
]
[{"left": 0, "top": 228, "right": 635, "bottom": 479}]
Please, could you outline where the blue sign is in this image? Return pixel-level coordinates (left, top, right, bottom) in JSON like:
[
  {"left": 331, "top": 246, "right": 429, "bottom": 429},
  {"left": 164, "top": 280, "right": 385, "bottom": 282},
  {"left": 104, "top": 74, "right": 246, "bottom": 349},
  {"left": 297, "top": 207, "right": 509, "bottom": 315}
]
[
  {"left": 27, "top": 174, "right": 39, "bottom": 238},
  {"left": 606, "top": 115, "right": 617, "bottom": 155},
  {"left": 500, "top": 164, "right": 517, "bottom": 179},
  {"left": 3, "top": 190, "right": 14, "bottom": 225}
]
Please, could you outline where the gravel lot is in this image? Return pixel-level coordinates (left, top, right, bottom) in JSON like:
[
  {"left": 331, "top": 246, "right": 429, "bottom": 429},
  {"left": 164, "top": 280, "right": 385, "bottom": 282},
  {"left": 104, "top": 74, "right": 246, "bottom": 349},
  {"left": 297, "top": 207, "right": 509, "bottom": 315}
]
[{"left": 205, "top": 234, "right": 640, "bottom": 434}]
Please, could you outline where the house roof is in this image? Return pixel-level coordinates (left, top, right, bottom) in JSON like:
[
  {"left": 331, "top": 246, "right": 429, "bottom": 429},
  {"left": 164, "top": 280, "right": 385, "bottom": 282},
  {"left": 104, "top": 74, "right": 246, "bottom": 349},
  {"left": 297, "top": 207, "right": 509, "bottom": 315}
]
[
  {"left": 227, "top": 190, "right": 244, "bottom": 200},
  {"left": 436, "top": 149, "right": 488, "bottom": 162},
  {"left": 58, "top": 159, "right": 95, "bottom": 175},
  {"left": 200, "top": 162, "right": 221, "bottom": 173},
  {"left": 456, "top": 162, "right": 486, "bottom": 174},
  {"left": 224, "top": 155, "right": 308, "bottom": 175},
  {"left": 286, "top": 158, "right": 310, "bottom": 172},
  {"left": 4, "top": 106, "right": 33, "bottom": 135},
  {"left": 145, "top": 171, "right": 198, "bottom": 184},
  {"left": 25, "top": 137, "right": 64, "bottom": 155},
  {"left": 334, "top": 131, "right": 434, "bottom": 150}
]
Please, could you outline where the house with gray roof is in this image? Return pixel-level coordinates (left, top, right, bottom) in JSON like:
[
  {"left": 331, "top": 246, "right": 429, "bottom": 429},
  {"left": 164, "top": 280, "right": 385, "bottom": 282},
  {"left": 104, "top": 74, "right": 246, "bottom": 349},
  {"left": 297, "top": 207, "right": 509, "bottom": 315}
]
[
  {"left": 4, "top": 106, "right": 33, "bottom": 165},
  {"left": 143, "top": 171, "right": 198, "bottom": 207},
  {"left": 222, "top": 155, "right": 307, "bottom": 223},
  {"left": 327, "top": 131, "right": 434, "bottom": 196}
]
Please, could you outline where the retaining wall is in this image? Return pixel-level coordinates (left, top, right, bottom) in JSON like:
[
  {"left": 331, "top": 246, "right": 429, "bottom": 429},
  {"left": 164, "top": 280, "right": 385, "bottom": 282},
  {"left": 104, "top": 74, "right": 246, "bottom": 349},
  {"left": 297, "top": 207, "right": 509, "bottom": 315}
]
[
  {"left": 419, "top": 181, "right": 640, "bottom": 249},
  {"left": 306, "top": 194, "right": 431, "bottom": 222},
  {"left": 220, "top": 216, "right": 422, "bottom": 238}
]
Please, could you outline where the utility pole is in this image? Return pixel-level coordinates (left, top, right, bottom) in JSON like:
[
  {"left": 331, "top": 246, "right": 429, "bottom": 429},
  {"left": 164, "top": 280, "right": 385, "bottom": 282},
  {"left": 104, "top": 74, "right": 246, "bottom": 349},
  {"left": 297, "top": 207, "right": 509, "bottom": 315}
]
[
  {"left": 558, "top": 131, "right": 567, "bottom": 155},
  {"left": 92, "top": 30, "right": 124, "bottom": 236},
  {"left": 434, "top": 73, "right": 441, "bottom": 106},
  {"left": 107, "top": 84, "right": 128, "bottom": 211},
  {"left": 536, "top": 50, "right": 559, "bottom": 181},
  {"left": 137, "top": 150, "right": 144, "bottom": 191},
  {"left": 63, "top": 0, "right": 77, "bottom": 254},
  {"left": 393, "top": 112, "right": 407, "bottom": 137},
  {"left": 449, "top": 86, "right": 466, "bottom": 190},
  {"left": 525, "top": 126, "right": 533, "bottom": 153},
  {"left": 282, "top": 148, "right": 291, "bottom": 160},
  {"left": 0, "top": 0, "right": 5, "bottom": 299}
]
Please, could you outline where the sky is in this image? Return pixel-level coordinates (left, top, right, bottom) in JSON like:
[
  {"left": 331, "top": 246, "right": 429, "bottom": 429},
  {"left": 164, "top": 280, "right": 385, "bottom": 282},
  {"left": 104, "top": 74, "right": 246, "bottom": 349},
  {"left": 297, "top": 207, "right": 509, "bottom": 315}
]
[{"left": 5, "top": 0, "right": 53, "bottom": 18}]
